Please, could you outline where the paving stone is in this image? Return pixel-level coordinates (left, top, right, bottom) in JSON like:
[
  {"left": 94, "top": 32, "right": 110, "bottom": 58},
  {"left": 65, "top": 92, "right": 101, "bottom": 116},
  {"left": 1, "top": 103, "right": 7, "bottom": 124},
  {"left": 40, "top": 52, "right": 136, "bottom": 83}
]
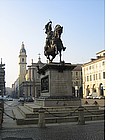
[{"left": 1, "top": 121, "right": 105, "bottom": 140}]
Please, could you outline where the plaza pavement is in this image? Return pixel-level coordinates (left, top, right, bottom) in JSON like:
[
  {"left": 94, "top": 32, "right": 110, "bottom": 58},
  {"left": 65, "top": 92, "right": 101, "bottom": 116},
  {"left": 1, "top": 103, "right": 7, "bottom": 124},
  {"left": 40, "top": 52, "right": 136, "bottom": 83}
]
[
  {"left": 0, "top": 99, "right": 105, "bottom": 140},
  {"left": 1, "top": 121, "right": 105, "bottom": 140}
]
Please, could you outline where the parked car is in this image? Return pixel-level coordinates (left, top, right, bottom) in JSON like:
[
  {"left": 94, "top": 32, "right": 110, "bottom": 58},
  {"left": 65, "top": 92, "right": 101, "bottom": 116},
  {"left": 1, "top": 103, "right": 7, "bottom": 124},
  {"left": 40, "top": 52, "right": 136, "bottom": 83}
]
[
  {"left": 18, "top": 97, "right": 25, "bottom": 102},
  {"left": 25, "top": 97, "right": 34, "bottom": 102},
  {"left": 93, "top": 96, "right": 105, "bottom": 99},
  {"left": 7, "top": 97, "right": 13, "bottom": 101},
  {"left": 86, "top": 95, "right": 93, "bottom": 99},
  {"left": 0, "top": 96, "right": 8, "bottom": 101}
]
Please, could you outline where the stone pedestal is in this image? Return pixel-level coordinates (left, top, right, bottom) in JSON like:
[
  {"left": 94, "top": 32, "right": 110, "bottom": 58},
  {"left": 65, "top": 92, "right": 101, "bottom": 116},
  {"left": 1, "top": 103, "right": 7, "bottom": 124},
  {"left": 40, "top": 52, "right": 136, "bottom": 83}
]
[{"left": 36, "top": 62, "right": 81, "bottom": 107}]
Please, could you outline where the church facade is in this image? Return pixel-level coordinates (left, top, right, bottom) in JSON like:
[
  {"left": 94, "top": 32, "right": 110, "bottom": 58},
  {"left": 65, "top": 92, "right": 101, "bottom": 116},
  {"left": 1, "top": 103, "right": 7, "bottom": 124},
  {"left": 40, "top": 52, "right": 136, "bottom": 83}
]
[{"left": 12, "top": 42, "right": 45, "bottom": 98}]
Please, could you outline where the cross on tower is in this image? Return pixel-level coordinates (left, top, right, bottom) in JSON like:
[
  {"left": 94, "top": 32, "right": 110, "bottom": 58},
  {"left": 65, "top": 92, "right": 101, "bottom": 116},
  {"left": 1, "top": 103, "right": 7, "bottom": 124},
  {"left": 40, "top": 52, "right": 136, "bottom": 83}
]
[{"left": 38, "top": 53, "right": 41, "bottom": 61}]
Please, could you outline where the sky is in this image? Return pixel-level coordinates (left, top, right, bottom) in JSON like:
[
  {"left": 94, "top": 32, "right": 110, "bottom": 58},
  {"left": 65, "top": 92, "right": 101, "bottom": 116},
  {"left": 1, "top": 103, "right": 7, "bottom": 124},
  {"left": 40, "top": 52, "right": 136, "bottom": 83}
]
[{"left": 0, "top": 0, "right": 104, "bottom": 87}]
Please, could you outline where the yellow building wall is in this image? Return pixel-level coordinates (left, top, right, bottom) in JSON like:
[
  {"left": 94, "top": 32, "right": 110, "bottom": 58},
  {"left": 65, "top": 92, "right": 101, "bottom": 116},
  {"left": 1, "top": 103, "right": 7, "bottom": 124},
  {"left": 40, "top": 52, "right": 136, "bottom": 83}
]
[{"left": 82, "top": 50, "right": 105, "bottom": 98}]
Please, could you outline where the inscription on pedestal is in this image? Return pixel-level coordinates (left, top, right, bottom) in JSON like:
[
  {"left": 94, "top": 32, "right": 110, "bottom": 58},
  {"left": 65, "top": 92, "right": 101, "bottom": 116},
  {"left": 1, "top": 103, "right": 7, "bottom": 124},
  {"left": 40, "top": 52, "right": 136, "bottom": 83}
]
[{"left": 41, "top": 75, "right": 49, "bottom": 92}]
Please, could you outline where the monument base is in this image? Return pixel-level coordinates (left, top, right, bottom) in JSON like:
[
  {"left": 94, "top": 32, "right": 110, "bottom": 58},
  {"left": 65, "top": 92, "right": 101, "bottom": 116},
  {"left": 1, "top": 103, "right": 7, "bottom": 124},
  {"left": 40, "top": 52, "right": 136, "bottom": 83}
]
[
  {"left": 38, "top": 62, "right": 76, "bottom": 97},
  {"left": 35, "top": 96, "right": 81, "bottom": 107},
  {"left": 37, "top": 62, "right": 80, "bottom": 107}
]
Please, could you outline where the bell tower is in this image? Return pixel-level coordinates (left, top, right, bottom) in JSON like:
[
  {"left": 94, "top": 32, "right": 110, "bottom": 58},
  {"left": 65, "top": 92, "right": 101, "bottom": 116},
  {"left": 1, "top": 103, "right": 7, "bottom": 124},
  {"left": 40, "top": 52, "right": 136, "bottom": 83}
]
[{"left": 18, "top": 42, "right": 27, "bottom": 84}]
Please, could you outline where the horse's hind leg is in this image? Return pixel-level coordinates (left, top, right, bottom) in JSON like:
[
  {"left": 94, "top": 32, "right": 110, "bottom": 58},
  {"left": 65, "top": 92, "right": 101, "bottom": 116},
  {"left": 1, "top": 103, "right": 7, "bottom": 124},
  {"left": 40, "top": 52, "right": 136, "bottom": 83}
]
[
  {"left": 59, "top": 51, "right": 62, "bottom": 62},
  {"left": 50, "top": 55, "right": 55, "bottom": 62}
]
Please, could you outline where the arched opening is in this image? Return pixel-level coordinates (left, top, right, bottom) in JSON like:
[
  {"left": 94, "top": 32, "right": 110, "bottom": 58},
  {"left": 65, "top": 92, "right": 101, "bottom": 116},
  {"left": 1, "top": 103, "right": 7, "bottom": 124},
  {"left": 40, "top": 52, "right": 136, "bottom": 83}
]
[
  {"left": 72, "top": 86, "right": 75, "bottom": 96},
  {"left": 92, "top": 84, "right": 97, "bottom": 97},
  {"left": 79, "top": 86, "right": 83, "bottom": 98},
  {"left": 99, "top": 83, "right": 104, "bottom": 96},
  {"left": 86, "top": 85, "right": 90, "bottom": 96},
  {"left": 92, "top": 84, "right": 96, "bottom": 93}
]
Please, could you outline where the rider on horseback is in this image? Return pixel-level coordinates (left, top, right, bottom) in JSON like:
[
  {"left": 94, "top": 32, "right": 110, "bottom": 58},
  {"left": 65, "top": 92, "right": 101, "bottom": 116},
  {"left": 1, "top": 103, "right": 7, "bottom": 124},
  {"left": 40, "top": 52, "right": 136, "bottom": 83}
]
[
  {"left": 44, "top": 20, "right": 53, "bottom": 48},
  {"left": 44, "top": 21, "right": 66, "bottom": 62}
]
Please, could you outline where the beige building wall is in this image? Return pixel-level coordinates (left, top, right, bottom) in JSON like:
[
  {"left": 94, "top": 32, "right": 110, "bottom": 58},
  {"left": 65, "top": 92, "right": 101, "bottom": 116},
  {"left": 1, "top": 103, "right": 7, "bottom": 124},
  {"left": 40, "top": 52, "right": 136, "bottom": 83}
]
[{"left": 82, "top": 50, "right": 105, "bottom": 98}]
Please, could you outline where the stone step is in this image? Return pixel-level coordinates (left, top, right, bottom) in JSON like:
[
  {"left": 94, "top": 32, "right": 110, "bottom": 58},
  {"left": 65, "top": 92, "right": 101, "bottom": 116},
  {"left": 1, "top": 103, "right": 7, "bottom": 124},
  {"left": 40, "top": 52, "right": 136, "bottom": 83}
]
[
  {"left": 17, "top": 105, "right": 104, "bottom": 119},
  {"left": 13, "top": 104, "right": 105, "bottom": 125},
  {"left": 17, "top": 106, "right": 39, "bottom": 118},
  {"left": 15, "top": 114, "right": 105, "bottom": 125},
  {"left": 24, "top": 103, "right": 42, "bottom": 112},
  {"left": 12, "top": 108, "right": 24, "bottom": 119},
  {"left": 44, "top": 109, "right": 105, "bottom": 118},
  {"left": 12, "top": 108, "right": 25, "bottom": 125},
  {"left": 24, "top": 103, "right": 102, "bottom": 113}
]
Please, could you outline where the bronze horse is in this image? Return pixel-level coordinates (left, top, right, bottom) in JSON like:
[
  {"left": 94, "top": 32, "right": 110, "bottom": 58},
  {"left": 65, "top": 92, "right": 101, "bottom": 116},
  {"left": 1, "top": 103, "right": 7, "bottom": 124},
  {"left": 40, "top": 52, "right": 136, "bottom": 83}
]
[{"left": 44, "top": 24, "right": 66, "bottom": 63}]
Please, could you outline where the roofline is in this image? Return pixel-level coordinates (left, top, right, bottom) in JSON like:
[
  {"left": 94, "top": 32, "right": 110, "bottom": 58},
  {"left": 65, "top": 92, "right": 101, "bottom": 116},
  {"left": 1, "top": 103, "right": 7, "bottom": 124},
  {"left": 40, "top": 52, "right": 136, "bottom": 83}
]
[
  {"left": 82, "top": 56, "right": 105, "bottom": 67},
  {"left": 96, "top": 49, "right": 105, "bottom": 55}
]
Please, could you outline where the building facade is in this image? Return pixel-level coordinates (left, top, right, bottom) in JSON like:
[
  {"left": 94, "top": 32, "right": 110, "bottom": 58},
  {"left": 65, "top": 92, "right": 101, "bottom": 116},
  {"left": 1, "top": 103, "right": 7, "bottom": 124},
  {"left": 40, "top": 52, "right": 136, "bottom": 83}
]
[
  {"left": 20, "top": 57, "right": 44, "bottom": 98},
  {"left": 82, "top": 50, "right": 105, "bottom": 98},
  {"left": 18, "top": 42, "right": 27, "bottom": 83},
  {"left": 0, "top": 58, "right": 5, "bottom": 97},
  {"left": 12, "top": 42, "right": 45, "bottom": 98},
  {"left": 72, "top": 64, "right": 83, "bottom": 98},
  {"left": 18, "top": 42, "right": 27, "bottom": 97}
]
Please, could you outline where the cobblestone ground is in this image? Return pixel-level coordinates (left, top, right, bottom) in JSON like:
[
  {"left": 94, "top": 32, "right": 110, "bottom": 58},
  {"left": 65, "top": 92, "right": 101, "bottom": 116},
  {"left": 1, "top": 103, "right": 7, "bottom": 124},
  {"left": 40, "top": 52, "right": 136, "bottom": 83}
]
[
  {"left": 0, "top": 121, "right": 105, "bottom": 140},
  {"left": 1, "top": 100, "right": 105, "bottom": 140}
]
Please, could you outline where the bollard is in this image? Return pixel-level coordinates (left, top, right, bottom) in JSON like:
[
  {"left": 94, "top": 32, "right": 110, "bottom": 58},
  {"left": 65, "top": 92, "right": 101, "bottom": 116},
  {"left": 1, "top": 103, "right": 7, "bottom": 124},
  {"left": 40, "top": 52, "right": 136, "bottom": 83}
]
[
  {"left": 78, "top": 106, "right": 85, "bottom": 125},
  {"left": 38, "top": 108, "right": 46, "bottom": 128}
]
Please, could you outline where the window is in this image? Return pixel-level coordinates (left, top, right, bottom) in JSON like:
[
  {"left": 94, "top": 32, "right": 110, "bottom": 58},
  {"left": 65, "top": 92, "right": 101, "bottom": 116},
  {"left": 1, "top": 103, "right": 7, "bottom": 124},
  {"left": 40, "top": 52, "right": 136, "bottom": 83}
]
[
  {"left": 102, "top": 61, "right": 105, "bottom": 66},
  {"left": 103, "top": 72, "right": 105, "bottom": 79},
  {"left": 96, "top": 74, "right": 98, "bottom": 80},
  {"left": 99, "top": 73, "right": 101, "bottom": 79},
  {"left": 22, "top": 58, "right": 24, "bottom": 62},
  {"left": 96, "top": 64, "right": 98, "bottom": 69},
  {"left": 93, "top": 74, "right": 95, "bottom": 80},
  {"left": 87, "top": 76, "right": 89, "bottom": 81},
  {"left": 90, "top": 75, "right": 92, "bottom": 81}
]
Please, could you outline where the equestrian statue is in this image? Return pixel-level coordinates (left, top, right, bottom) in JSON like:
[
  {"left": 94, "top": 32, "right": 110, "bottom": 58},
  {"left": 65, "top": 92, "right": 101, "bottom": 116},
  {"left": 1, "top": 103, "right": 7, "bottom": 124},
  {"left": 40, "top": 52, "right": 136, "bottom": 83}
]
[{"left": 44, "top": 20, "right": 66, "bottom": 63}]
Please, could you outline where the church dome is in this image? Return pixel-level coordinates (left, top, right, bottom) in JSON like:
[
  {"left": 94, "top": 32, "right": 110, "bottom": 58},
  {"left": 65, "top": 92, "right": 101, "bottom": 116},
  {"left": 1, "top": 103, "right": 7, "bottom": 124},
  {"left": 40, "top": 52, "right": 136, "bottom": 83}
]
[{"left": 20, "top": 42, "right": 26, "bottom": 53}]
